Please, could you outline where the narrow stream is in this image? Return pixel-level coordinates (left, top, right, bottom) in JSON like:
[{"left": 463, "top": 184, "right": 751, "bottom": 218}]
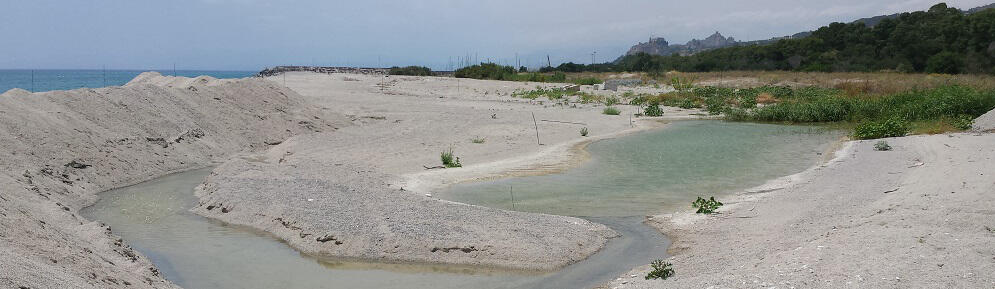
[{"left": 83, "top": 120, "right": 841, "bottom": 289}]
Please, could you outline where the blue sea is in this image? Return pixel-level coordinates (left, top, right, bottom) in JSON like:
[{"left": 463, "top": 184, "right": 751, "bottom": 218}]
[{"left": 0, "top": 69, "right": 257, "bottom": 93}]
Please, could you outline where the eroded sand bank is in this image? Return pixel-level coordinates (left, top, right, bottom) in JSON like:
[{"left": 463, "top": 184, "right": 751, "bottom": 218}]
[
  {"left": 0, "top": 73, "right": 345, "bottom": 288},
  {"left": 603, "top": 131, "right": 995, "bottom": 288},
  {"left": 1, "top": 71, "right": 710, "bottom": 288},
  {"left": 190, "top": 72, "right": 708, "bottom": 270}
]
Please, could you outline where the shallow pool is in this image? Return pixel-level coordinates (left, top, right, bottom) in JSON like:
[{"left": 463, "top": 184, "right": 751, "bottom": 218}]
[
  {"left": 82, "top": 169, "right": 669, "bottom": 289},
  {"left": 82, "top": 120, "right": 840, "bottom": 289},
  {"left": 440, "top": 120, "right": 842, "bottom": 217}
]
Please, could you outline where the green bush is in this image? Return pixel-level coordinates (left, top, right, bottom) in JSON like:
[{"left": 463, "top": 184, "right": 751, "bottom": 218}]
[
  {"left": 441, "top": 148, "right": 462, "bottom": 168},
  {"left": 454, "top": 63, "right": 515, "bottom": 80},
  {"left": 572, "top": 77, "right": 602, "bottom": 85},
  {"left": 549, "top": 72, "right": 567, "bottom": 82},
  {"left": 602, "top": 96, "right": 620, "bottom": 106},
  {"left": 677, "top": 97, "right": 698, "bottom": 109},
  {"left": 853, "top": 118, "right": 910, "bottom": 139},
  {"left": 645, "top": 260, "right": 674, "bottom": 280},
  {"left": 388, "top": 66, "right": 433, "bottom": 76},
  {"left": 471, "top": 137, "right": 486, "bottom": 144},
  {"left": 580, "top": 127, "right": 589, "bottom": 137},
  {"left": 925, "top": 51, "right": 963, "bottom": 74},
  {"left": 644, "top": 102, "right": 664, "bottom": 117},
  {"left": 513, "top": 87, "right": 568, "bottom": 100},
  {"left": 951, "top": 114, "right": 974, "bottom": 130},
  {"left": 692, "top": 197, "right": 723, "bottom": 214},
  {"left": 603, "top": 106, "right": 621, "bottom": 115}
]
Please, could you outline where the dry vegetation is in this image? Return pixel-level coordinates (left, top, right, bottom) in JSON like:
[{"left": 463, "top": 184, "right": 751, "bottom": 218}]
[
  {"left": 563, "top": 71, "right": 995, "bottom": 138},
  {"left": 673, "top": 71, "right": 995, "bottom": 95}
]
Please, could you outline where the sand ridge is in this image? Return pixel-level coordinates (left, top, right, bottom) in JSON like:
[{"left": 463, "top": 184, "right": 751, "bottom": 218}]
[
  {"left": 602, "top": 131, "right": 995, "bottom": 288},
  {"left": 0, "top": 72, "right": 346, "bottom": 288}
]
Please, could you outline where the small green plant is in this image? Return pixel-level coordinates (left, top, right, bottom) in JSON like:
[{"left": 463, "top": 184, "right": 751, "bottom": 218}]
[
  {"left": 670, "top": 75, "right": 696, "bottom": 92},
  {"left": 853, "top": 118, "right": 910, "bottom": 140},
  {"left": 874, "top": 140, "right": 892, "bottom": 151},
  {"left": 692, "top": 196, "right": 723, "bottom": 214},
  {"left": 603, "top": 106, "right": 621, "bottom": 115},
  {"left": 644, "top": 259, "right": 674, "bottom": 280},
  {"left": 471, "top": 137, "right": 486, "bottom": 144},
  {"left": 441, "top": 148, "right": 462, "bottom": 168},
  {"left": 603, "top": 96, "right": 620, "bottom": 106},
  {"left": 644, "top": 102, "right": 664, "bottom": 117},
  {"left": 677, "top": 97, "right": 698, "bottom": 109},
  {"left": 575, "top": 92, "right": 601, "bottom": 104},
  {"left": 580, "top": 127, "right": 589, "bottom": 137},
  {"left": 951, "top": 114, "right": 974, "bottom": 130}
]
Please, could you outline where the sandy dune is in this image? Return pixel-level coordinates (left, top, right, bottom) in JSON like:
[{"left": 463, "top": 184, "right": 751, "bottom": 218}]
[{"left": 0, "top": 73, "right": 343, "bottom": 288}]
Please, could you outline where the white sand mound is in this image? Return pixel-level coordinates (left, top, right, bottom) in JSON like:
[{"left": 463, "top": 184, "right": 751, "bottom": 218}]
[
  {"left": 972, "top": 108, "right": 995, "bottom": 132},
  {"left": 0, "top": 74, "right": 346, "bottom": 289},
  {"left": 1, "top": 88, "right": 32, "bottom": 97},
  {"left": 126, "top": 71, "right": 229, "bottom": 88}
]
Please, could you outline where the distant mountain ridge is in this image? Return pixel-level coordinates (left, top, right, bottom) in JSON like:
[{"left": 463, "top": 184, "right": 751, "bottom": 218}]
[
  {"left": 620, "top": 2, "right": 994, "bottom": 59},
  {"left": 624, "top": 31, "right": 738, "bottom": 57}
]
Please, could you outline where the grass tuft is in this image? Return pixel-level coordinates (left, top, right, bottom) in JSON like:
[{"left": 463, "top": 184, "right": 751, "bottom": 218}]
[
  {"left": 441, "top": 148, "right": 462, "bottom": 168},
  {"left": 603, "top": 106, "right": 621, "bottom": 115}
]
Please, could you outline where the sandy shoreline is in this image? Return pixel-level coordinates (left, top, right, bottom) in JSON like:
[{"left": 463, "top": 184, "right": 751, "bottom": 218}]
[
  {"left": 602, "top": 131, "right": 995, "bottom": 288},
  {"left": 186, "top": 72, "right": 713, "bottom": 272},
  {"left": 0, "top": 73, "right": 342, "bottom": 288},
  {"left": 5, "top": 70, "right": 990, "bottom": 289}
]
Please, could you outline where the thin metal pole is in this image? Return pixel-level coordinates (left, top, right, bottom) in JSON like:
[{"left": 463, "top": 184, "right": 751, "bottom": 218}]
[
  {"left": 30, "top": 70, "right": 34, "bottom": 92},
  {"left": 510, "top": 185, "right": 516, "bottom": 210},
  {"left": 532, "top": 112, "right": 540, "bottom": 145}
]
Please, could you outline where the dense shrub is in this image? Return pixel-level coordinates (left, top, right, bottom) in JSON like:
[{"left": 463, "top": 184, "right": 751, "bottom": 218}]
[
  {"left": 572, "top": 77, "right": 603, "bottom": 85},
  {"left": 454, "top": 63, "right": 515, "bottom": 80},
  {"left": 455, "top": 63, "right": 568, "bottom": 82},
  {"left": 644, "top": 102, "right": 664, "bottom": 116},
  {"left": 853, "top": 118, "right": 910, "bottom": 139},
  {"left": 388, "top": 66, "right": 433, "bottom": 76}
]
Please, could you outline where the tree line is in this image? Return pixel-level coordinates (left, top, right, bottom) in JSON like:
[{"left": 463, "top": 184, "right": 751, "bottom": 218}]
[{"left": 550, "top": 3, "right": 995, "bottom": 75}]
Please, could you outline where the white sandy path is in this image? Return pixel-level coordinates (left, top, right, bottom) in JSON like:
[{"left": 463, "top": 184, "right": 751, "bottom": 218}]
[{"left": 602, "top": 132, "right": 995, "bottom": 288}]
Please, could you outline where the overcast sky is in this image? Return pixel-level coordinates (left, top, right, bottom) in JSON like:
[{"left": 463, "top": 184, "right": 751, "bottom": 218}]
[{"left": 1, "top": 0, "right": 990, "bottom": 71}]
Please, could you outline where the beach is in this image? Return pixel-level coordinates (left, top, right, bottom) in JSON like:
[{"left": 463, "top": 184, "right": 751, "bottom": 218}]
[
  {"left": 2, "top": 71, "right": 992, "bottom": 289},
  {"left": 602, "top": 132, "right": 995, "bottom": 288},
  {"left": 0, "top": 72, "right": 702, "bottom": 288}
]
